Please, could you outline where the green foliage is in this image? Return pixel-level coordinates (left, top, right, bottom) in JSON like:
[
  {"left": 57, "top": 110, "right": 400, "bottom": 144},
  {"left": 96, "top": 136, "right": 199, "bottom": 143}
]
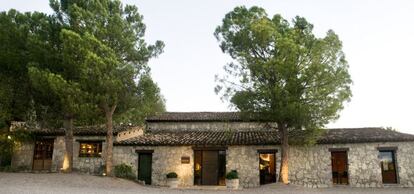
[
  {"left": 0, "top": 10, "right": 47, "bottom": 127},
  {"left": 114, "top": 163, "right": 135, "bottom": 179},
  {"left": 215, "top": 6, "right": 352, "bottom": 141},
  {"left": 50, "top": 0, "right": 165, "bottom": 123},
  {"left": 116, "top": 75, "right": 166, "bottom": 126},
  {"left": 0, "top": 165, "right": 31, "bottom": 172},
  {"left": 1, "top": 0, "right": 165, "bottom": 126},
  {"left": 166, "top": 172, "right": 178, "bottom": 179},
  {"left": 0, "top": 127, "right": 34, "bottom": 167},
  {"left": 225, "top": 170, "right": 238, "bottom": 179},
  {"left": 0, "top": 166, "right": 12, "bottom": 172},
  {"left": 0, "top": 132, "right": 13, "bottom": 167},
  {"left": 1, "top": 2, "right": 165, "bottom": 173}
]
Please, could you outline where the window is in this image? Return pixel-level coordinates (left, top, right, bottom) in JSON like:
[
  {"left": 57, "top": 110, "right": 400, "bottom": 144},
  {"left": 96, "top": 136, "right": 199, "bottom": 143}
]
[
  {"left": 379, "top": 150, "right": 398, "bottom": 184},
  {"left": 79, "top": 141, "right": 102, "bottom": 157}
]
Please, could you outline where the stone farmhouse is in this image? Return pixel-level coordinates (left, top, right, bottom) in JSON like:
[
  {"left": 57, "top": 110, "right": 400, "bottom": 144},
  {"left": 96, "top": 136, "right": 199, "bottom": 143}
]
[{"left": 11, "top": 112, "right": 414, "bottom": 188}]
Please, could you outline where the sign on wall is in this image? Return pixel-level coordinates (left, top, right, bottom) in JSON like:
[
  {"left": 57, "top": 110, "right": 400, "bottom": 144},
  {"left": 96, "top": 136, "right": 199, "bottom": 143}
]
[{"left": 181, "top": 156, "right": 190, "bottom": 164}]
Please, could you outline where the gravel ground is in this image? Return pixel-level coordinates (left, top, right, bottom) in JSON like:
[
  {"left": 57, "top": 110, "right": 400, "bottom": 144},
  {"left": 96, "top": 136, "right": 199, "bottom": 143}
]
[{"left": 0, "top": 172, "right": 413, "bottom": 194}]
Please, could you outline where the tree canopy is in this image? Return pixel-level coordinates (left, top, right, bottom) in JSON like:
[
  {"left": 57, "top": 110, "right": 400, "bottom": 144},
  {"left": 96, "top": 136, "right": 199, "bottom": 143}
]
[
  {"left": 49, "top": 0, "right": 164, "bottom": 175},
  {"left": 0, "top": 1, "right": 165, "bottom": 172},
  {"left": 215, "top": 6, "right": 352, "bottom": 183}
]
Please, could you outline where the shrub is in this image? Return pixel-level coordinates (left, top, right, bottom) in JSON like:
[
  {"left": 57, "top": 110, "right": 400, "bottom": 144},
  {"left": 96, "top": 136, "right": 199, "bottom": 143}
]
[
  {"left": 166, "top": 172, "right": 178, "bottom": 179},
  {"left": 225, "top": 170, "right": 238, "bottom": 180},
  {"left": 0, "top": 165, "right": 12, "bottom": 172},
  {"left": 0, "top": 165, "right": 29, "bottom": 172},
  {"left": 114, "top": 163, "right": 135, "bottom": 179}
]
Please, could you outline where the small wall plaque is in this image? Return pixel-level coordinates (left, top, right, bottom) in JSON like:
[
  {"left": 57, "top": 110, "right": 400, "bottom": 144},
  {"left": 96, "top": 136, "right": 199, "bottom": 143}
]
[{"left": 181, "top": 156, "right": 190, "bottom": 164}]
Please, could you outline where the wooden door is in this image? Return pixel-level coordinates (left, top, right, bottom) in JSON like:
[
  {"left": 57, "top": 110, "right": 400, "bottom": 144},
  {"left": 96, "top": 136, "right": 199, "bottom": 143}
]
[
  {"left": 379, "top": 150, "right": 397, "bottom": 184},
  {"left": 138, "top": 153, "right": 152, "bottom": 185},
  {"left": 331, "top": 151, "right": 349, "bottom": 184},
  {"left": 202, "top": 151, "right": 219, "bottom": 185},
  {"left": 32, "top": 139, "right": 54, "bottom": 171}
]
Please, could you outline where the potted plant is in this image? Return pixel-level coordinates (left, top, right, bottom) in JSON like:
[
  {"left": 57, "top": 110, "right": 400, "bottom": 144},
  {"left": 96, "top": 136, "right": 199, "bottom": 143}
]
[
  {"left": 166, "top": 172, "right": 179, "bottom": 188},
  {"left": 225, "top": 170, "right": 239, "bottom": 189}
]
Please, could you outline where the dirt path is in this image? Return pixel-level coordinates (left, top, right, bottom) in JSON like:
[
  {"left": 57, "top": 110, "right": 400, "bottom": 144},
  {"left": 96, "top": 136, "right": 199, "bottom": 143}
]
[{"left": 0, "top": 172, "right": 413, "bottom": 194}]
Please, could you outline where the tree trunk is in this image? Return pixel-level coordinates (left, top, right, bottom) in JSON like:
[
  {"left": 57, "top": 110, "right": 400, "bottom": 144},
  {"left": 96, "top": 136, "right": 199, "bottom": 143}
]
[
  {"left": 278, "top": 122, "right": 289, "bottom": 184},
  {"left": 105, "top": 105, "right": 116, "bottom": 176},
  {"left": 63, "top": 115, "right": 74, "bottom": 173}
]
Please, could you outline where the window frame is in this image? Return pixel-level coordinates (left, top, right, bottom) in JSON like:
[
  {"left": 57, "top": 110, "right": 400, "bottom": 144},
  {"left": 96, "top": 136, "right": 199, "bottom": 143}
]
[{"left": 78, "top": 141, "right": 103, "bottom": 158}]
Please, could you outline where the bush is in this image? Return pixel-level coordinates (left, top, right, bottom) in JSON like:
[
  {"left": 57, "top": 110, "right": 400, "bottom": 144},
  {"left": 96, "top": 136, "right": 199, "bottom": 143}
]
[
  {"left": 114, "top": 163, "right": 135, "bottom": 179},
  {"left": 166, "top": 172, "right": 178, "bottom": 179},
  {"left": 225, "top": 170, "right": 238, "bottom": 180},
  {"left": 0, "top": 165, "right": 29, "bottom": 172},
  {"left": 0, "top": 165, "right": 12, "bottom": 172}
]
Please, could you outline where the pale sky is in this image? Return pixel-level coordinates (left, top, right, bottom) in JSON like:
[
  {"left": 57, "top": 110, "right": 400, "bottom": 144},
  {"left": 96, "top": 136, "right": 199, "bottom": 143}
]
[{"left": 1, "top": 0, "right": 414, "bottom": 134}]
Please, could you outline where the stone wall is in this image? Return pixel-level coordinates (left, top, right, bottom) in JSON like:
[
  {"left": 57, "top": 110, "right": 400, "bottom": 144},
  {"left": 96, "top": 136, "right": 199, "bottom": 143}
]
[
  {"left": 113, "top": 146, "right": 138, "bottom": 176},
  {"left": 288, "top": 144, "right": 333, "bottom": 188},
  {"left": 49, "top": 135, "right": 107, "bottom": 173},
  {"left": 113, "top": 146, "right": 194, "bottom": 186},
  {"left": 72, "top": 136, "right": 106, "bottom": 174},
  {"left": 11, "top": 135, "right": 106, "bottom": 174},
  {"left": 113, "top": 142, "right": 414, "bottom": 188},
  {"left": 227, "top": 145, "right": 280, "bottom": 188},
  {"left": 147, "top": 121, "right": 272, "bottom": 132},
  {"left": 289, "top": 142, "right": 414, "bottom": 188},
  {"left": 11, "top": 141, "right": 34, "bottom": 170},
  {"left": 113, "top": 145, "right": 280, "bottom": 188},
  {"left": 51, "top": 136, "right": 65, "bottom": 172},
  {"left": 12, "top": 135, "right": 414, "bottom": 188}
]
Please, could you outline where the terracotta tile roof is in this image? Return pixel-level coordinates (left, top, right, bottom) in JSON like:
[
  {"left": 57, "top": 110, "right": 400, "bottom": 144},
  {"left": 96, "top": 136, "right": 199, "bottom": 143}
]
[
  {"left": 116, "top": 130, "right": 280, "bottom": 146},
  {"left": 25, "top": 124, "right": 134, "bottom": 136},
  {"left": 115, "top": 128, "right": 414, "bottom": 146},
  {"left": 318, "top": 127, "right": 414, "bottom": 144},
  {"left": 146, "top": 112, "right": 246, "bottom": 122}
]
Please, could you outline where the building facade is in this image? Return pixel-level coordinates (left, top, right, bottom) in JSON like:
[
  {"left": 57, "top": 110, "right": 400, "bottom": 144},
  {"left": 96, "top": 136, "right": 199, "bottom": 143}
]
[
  {"left": 11, "top": 112, "right": 414, "bottom": 188},
  {"left": 11, "top": 125, "right": 136, "bottom": 174},
  {"left": 114, "top": 112, "right": 414, "bottom": 188}
]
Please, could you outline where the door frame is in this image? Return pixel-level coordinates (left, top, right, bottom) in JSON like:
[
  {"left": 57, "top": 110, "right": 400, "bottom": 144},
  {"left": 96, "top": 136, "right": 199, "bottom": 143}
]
[
  {"left": 258, "top": 149, "right": 277, "bottom": 185},
  {"left": 378, "top": 147, "right": 399, "bottom": 184},
  {"left": 193, "top": 147, "right": 227, "bottom": 186},
  {"left": 136, "top": 150, "right": 153, "bottom": 185},
  {"left": 32, "top": 138, "right": 54, "bottom": 171},
  {"left": 329, "top": 148, "right": 349, "bottom": 185}
]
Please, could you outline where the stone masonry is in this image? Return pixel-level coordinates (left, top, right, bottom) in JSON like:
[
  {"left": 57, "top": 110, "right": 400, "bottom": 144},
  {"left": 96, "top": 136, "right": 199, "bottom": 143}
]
[
  {"left": 12, "top": 135, "right": 106, "bottom": 174},
  {"left": 10, "top": 141, "right": 34, "bottom": 170},
  {"left": 113, "top": 141, "right": 414, "bottom": 188},
  {"left": 113, "top": 146, "right": 194, "bottom": 186},
  {"left": 113, "top": 145, "right": 280, "bottom": 188},
  {"left": 289, "top": 142, "right": 414, "bottom": 188},
  {"left": 227, "top": 145, "right": 281, "bottom": 188}
]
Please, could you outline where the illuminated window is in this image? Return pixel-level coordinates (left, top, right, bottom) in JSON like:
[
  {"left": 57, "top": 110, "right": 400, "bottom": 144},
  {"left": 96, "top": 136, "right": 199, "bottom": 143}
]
[{"left": 79, "top": 141, "right": 102, "bottom": 157}]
